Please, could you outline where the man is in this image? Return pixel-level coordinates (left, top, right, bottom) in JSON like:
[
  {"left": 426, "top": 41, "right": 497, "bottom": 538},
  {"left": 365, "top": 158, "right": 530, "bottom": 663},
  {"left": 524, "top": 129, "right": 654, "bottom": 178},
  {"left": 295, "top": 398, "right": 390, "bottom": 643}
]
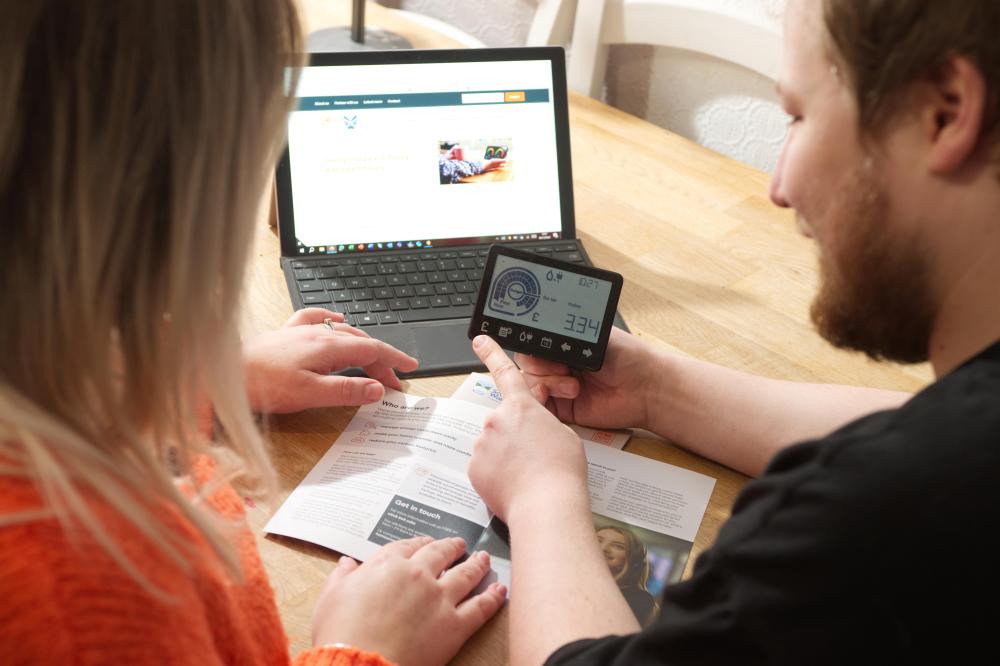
[{"left": 468, "top": 0, "right": 1000, "bottom": 663}]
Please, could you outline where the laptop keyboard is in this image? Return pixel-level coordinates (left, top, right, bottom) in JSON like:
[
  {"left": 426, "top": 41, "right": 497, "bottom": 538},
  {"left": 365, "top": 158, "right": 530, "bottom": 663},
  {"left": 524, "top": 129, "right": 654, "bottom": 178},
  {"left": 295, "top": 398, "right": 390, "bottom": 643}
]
[{"left": 287, "top": 242, "right": 586, "bottom": 327}]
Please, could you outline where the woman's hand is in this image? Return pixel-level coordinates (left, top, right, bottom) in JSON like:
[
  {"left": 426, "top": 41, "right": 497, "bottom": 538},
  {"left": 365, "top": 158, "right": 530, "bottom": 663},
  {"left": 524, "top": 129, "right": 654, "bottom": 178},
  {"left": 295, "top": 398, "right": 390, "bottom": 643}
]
[
  {"left": 242, "top": 308, "right": 419, "bottom": 413},
  {"left": 468, "top": 335, "right": 588, "bottom": 522},
  {"left": 514, "top": 327, "right": 662, "bottom": 432},
  {"left": 311, "top": 537, "right": 506, "bottom": 666}
]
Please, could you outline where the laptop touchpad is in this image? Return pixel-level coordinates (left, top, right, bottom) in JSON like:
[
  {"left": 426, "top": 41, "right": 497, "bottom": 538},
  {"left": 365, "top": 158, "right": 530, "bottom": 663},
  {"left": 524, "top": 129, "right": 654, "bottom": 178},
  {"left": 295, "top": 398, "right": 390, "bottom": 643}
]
[{"left": 342, "top": 321, "right": 486, "bottom": 379}]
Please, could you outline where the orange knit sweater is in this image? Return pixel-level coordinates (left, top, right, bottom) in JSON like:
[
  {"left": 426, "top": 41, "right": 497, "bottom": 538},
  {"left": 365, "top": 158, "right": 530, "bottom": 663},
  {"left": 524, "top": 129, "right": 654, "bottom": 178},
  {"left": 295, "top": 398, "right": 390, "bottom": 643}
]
[{"left": 0, "top": 457, "right": 393, "bottom": 666}]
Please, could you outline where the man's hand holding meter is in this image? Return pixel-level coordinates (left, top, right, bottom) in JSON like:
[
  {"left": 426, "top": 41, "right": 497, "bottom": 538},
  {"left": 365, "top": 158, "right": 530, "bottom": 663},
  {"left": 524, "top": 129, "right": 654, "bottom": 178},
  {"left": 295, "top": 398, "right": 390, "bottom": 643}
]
[{"left": 506, "top": 327, "right": 663, "bottom": 433}]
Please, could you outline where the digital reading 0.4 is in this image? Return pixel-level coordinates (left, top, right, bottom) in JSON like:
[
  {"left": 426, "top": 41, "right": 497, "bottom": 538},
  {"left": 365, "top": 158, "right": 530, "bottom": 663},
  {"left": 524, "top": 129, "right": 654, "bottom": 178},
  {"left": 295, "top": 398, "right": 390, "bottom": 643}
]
[{"left": 469, "top": 245, "right": 623, "bottom": 371}]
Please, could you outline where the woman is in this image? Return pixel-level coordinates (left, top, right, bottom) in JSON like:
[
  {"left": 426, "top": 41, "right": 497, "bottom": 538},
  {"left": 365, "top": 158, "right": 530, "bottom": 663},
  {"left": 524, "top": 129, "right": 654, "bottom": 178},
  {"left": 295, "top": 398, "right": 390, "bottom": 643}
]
[
  {"left": 0, "top": 2, "right": 504, "bottom": 664},
  {"left": 596, "top": 525, "right": 658, "bottom": 627}
]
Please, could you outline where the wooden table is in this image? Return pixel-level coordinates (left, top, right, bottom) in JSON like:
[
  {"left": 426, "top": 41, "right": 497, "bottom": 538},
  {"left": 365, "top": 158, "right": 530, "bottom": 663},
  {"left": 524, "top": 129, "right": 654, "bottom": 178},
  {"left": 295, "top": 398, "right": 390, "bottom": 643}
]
[{"left": 243, "top": 2, "right": 934, "bottom": 662}]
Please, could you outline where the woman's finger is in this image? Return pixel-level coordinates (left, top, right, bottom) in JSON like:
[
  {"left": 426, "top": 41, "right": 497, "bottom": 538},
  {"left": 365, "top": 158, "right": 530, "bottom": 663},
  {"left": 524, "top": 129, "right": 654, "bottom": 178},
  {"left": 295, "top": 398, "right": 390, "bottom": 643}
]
[
  {"left": 309, "top": 374, "right": 387, "bottom": 407},
  {"left": 439, "top": 550, "right": 493, "bottom": 604},
  {"left": 317, "top": 335, "right": 418, "bottom": 374},
  {"left": 454, "top": 582, "right": 507, "bottom": 633},
  {"left": 369, "top": 536, "right": 435, "bottom": 563},
  {"left": 321, "top": 321, "right": 370, "bottom": 339},
  {"left": 410, "top": 537, "right": 466, "bottom": 577},
  {"left": 362, "top": 363, "right": 404, "bottom": 392},
  {"left": 331, "top": 556, "right": 359, "bottom": 579},
  {"left": 285, "top": 308, "right": 345, "bottom": 328},
  {"left": 317, "top": 555, "right": 360, "bottom": 599}
]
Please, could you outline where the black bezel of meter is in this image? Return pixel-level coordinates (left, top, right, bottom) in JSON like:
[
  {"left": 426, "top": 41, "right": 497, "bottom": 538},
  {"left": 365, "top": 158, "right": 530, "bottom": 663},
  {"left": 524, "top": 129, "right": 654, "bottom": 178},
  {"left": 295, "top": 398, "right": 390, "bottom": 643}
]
[{"left": 468, "top": 245, "right": 623, "bottom": 371}]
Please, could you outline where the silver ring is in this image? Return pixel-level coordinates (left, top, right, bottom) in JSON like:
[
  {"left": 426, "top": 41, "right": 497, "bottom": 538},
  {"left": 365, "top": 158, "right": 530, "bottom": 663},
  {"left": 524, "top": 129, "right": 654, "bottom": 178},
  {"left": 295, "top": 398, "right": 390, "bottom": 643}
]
[{"left": 323, "top": 317, "right": 336, "bottom": 332}]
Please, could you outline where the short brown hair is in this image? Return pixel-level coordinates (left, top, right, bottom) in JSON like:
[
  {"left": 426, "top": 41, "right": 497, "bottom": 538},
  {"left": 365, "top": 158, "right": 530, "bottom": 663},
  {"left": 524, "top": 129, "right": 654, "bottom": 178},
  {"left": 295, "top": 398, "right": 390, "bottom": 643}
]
[{"left": 822, "top": 0, "right": 1000, "bottom": 156}]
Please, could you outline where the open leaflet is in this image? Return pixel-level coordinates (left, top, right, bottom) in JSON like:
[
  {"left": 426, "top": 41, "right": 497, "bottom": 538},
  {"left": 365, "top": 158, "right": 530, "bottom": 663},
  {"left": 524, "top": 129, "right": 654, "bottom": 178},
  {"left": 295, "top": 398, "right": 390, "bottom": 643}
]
[{"left": 264, "top": 373, "right": 716, "bottom": 625}]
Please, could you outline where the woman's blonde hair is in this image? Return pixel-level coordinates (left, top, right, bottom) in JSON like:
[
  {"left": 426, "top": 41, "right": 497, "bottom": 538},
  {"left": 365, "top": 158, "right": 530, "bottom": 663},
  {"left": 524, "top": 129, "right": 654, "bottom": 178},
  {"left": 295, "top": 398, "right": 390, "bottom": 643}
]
[{"left": 0, "top": 1, "right": 302, "bottom": 592}]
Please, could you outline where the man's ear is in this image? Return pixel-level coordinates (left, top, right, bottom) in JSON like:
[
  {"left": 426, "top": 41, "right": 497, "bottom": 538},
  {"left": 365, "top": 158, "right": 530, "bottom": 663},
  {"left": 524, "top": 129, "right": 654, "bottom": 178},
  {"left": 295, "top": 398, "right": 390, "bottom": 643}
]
[{"left": 924, "top": 56, "right": 987, "bottom": 174}]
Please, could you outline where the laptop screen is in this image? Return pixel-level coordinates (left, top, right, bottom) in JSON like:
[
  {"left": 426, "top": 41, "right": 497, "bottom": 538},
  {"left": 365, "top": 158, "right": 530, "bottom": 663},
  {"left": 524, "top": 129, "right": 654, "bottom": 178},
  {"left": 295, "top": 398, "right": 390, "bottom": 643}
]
[{"left": 278, "top": 50, "right": 572, "bottom": 257}]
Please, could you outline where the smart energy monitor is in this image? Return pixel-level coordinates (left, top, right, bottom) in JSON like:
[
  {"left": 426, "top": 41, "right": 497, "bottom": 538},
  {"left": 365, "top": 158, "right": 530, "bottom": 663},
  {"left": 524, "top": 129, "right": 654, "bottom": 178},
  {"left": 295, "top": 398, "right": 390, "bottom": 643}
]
[{"left": 469, "top": 245, "right": 623, "bottom": 371}]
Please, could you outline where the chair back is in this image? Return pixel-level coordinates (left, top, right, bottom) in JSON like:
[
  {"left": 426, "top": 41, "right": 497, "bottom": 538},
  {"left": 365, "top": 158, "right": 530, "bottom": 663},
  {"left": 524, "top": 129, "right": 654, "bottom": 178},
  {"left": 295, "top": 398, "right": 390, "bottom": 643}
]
[{"left": 565, "top": 0, "right": 780, "bottom": 97}]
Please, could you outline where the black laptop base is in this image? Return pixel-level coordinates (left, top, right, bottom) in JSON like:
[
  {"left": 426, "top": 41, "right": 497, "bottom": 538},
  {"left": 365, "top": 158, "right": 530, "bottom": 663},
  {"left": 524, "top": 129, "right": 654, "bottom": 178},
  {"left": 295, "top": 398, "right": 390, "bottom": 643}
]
[{"left": 281, "top": 239, "right": 627, "bottom": 378}]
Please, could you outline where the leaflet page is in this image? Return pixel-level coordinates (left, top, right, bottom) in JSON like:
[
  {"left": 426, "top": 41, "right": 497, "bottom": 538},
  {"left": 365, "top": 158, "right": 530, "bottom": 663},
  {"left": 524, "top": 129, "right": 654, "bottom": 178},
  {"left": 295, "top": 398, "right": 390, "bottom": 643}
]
[
  {"left": 265, "top": 390, "right": 493, "bottom": 561},
  {"left": 453, "top": 372, "right": 715, "bottom": 622},
  {"left": 581, "top": 441, "right": 715, "bottom": 625},
  {"left": 450, "top": 372, "right": 631, "bottom": 449},
  {"left": 471, "top": 442, "right": 715, "bottom": 620}
]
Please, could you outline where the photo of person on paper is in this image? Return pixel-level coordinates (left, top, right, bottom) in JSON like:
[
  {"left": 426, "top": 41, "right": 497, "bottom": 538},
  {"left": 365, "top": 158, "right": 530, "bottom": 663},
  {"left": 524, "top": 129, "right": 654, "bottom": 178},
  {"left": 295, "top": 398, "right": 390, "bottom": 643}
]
[
  {"left": 593, "top": 515, "right": 694, "bottom": 627},
  {"left": 596, "top": 523, "right": 659, "bottom": 626}
]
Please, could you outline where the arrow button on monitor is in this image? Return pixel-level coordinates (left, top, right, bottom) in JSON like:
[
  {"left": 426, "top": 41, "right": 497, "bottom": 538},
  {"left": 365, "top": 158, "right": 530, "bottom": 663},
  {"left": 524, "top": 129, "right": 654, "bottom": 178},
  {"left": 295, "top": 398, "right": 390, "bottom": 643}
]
[
  {"left": 582, "top": 348, "right": 593, "bottom": 358},
  {"left": 560, "top": 342, "right": 572, "bottom": 352}
]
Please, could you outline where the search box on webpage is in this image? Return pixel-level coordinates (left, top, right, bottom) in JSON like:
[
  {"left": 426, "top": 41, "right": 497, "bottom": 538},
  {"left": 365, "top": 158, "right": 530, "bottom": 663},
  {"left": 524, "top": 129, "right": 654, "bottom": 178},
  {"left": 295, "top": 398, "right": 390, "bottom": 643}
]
[{"left": 461, "top": 92, "right": 504, "bottom": 104}]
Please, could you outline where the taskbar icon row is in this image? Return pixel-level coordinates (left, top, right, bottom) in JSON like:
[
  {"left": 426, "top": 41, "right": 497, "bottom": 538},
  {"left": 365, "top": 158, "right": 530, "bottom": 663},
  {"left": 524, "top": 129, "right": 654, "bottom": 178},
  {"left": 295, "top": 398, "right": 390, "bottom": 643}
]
[
  {"left": 493, "top": 231, "right": 560, "bottom": 242},
  {"left": 297, "top": 240, "right": 434, "bottom": 255},
  {"left": 296, "top": 231, "right": 561, "bottom": 255}
]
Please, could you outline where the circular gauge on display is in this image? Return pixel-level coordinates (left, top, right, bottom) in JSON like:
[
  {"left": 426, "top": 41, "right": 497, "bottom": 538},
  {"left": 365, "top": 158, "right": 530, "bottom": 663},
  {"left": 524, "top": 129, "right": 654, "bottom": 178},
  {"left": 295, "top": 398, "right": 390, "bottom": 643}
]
[{"left": 488, "top": 267, "right": 541, "bottom": 317}]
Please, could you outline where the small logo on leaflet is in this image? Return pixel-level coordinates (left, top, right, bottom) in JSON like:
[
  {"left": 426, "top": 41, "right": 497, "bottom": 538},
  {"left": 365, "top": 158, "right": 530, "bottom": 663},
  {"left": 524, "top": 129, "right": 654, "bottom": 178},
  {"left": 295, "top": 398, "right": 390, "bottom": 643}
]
[
  {"left": 590, "top": 431, "right": 614, "bottom": 445},
  {"left": 472, "top": 380, "right": 503, "bottom": 403}
]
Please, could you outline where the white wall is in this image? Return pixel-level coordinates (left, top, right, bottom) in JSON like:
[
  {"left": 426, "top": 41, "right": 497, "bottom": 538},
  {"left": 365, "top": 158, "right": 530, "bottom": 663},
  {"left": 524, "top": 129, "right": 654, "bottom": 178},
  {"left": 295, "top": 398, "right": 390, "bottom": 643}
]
[
  {"left": 378, "top": 0, "right": 788, "bottom": 173},
  {"left": 378, "top": 0, "right": 539, "bottom": 46}
]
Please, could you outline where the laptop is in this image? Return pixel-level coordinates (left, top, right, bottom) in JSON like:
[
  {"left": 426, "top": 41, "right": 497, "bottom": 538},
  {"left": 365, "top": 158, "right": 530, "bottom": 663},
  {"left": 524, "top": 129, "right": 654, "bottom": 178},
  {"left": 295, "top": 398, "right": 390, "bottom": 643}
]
[{"left": 275, "top": 46, "right": 626, "bottom": 378}]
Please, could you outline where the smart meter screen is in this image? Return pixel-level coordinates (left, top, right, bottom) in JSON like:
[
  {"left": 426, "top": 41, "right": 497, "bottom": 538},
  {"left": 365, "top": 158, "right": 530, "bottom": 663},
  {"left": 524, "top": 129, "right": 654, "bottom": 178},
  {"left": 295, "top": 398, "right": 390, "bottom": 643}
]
[{"left": 483, "top": 254, "right": 613, "bottom": 343}]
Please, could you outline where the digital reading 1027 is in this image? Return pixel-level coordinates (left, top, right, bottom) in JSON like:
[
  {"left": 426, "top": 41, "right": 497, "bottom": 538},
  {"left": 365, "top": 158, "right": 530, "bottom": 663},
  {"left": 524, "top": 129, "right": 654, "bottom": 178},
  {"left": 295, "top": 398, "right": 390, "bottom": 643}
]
[{"left": 468, "top": 245, "right": 623, "bottom": 371}]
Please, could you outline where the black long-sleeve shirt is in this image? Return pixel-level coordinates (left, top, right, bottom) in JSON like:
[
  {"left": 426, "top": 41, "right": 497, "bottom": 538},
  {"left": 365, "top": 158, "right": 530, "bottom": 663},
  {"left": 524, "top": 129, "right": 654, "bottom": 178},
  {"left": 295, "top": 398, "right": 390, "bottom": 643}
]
[{"left": 549, "top": 340, "right": 1000, "bottom": 665}]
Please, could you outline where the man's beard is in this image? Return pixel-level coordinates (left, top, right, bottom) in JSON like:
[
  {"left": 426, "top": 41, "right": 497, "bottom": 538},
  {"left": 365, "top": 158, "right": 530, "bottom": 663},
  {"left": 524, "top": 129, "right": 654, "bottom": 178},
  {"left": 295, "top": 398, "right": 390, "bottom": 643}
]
[{"left": 809, "top": 163, "right": 937, "bottom": 364}]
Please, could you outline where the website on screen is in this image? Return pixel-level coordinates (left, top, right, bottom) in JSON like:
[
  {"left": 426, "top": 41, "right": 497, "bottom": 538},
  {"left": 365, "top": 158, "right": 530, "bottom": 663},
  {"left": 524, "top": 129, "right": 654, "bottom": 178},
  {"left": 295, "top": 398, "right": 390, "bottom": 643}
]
[{"left": 287, "top": 60, "right": 564, "bottom": 249}]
